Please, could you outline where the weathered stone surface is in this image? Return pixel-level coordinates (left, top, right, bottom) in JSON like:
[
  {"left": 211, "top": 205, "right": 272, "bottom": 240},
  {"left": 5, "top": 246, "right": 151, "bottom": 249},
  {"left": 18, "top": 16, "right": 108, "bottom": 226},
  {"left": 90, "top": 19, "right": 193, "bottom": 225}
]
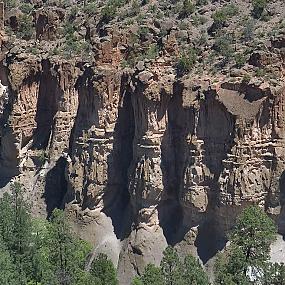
[
  {"left": 1, "top": 54, "right": 285, "bottom": 282},
  {"left": 1, "top": 1, "right": 285, "bottom": 283}
]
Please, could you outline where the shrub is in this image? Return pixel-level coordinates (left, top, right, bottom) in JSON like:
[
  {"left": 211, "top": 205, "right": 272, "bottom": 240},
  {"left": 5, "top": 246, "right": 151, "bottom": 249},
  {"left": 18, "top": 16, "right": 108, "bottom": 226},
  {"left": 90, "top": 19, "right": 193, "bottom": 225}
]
[
  {"left": 131, "top": 0, "right": 140, "bottom": 15},
  {"left": 101, "top": 3, "right": 117, "bottom": 22},
  {"left": 242, "top": 73, "right": 251, "bottom": 84},
  {"left": 234, "top": 53, "right": 246, "bottom": 68},
  {"left": 196, "top": 0, "right": 208, "bottom": 6},
  {"left": 180, "top": 0, "right": 195, "bottom": 18},
  {"left": 145, "top": 44, "right": 159, "bottom": 60},
  {"left": 38, "top": 150, "right": 47, "bottom": 165},
  {"left": 148, "top": 4, "right": 157, "bottom": 14},
  {"left": 214, "top": 34, "right": 234, "bottom": 62},
  {"left": 4, "top": 0, "right": 17, "bottom": 9},
  {"left": 20, "top": 3, "right": 33, "bottom": 14},
  {"left": 138, "top": 26, "right": 149, "bottom": 40},
  {"left": 195, "top": 32, "right": 208, "bottom": 46},
  {"left": 69, "top": 6, "right": 79, "bottom": 18},
  {"left": 83, "top": 2, "right": 97, "bottom": 15},
  {"left": 256, "top": 68, "right": 266, "bottom": 77},
  {"left": 177, "top": 47, "right": 197, "bottom": 74},
  {"left": 242, "top": 18, "right": 255, "bottom": 42},
  {"left": 212, "top": 4, "right": 238, "bottom": 29},
  {"left": 192, "top": 14, "right": 207, "bottom": 26},
  {"left": 17, "top": 14, "right": 33, "bottom": 40},
  {"left": 212, "top": 9, "right": 227, "bottom": 28},
  {"left": 251, "top": 0, "right": 268, "bottom": 19},
  {"left": 63, "top": 22, "right": 76, "bottom": 40}
]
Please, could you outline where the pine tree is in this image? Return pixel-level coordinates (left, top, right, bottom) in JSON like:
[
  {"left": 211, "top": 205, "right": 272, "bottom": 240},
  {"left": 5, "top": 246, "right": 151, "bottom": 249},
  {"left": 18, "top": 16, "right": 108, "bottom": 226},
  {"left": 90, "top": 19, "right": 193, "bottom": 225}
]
[
  {"left": 0, "top": 182, "right": 33, "bottom": 283},
  {"left": 0, "top": 235, "right": 21, "bottom": 285},
  {"left": 28, "top": 218, "right": 58, "bottom": 284},
  {"left": 47, "top": 209, "right": 93, "bottom": 285},
  {"left": 140, "top": 264, "right": 164, "bottom": 285},
  {"left": 181, "top": 255, "right": 209, "bottom": 285},
  {"left": 90, "top": 253, "right": 118, "bottom": 285},
  {"left": 214, "top": 205, "right": 277, "bottom": 284},
  {"left": 231, "top": 205, "right": 276, "bottom": 269},
  {"left": 160, "top": 246, "right": 183, "bottom": 285}
]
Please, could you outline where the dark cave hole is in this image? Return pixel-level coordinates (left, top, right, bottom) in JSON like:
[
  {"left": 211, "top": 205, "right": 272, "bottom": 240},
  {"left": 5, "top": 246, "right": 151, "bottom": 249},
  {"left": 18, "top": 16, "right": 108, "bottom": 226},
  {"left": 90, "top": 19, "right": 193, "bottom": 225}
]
[
  {"left": 195, "top": 221, "right": 227, "bottom": 264},
  {"left": 158, "top": 199, "right": 184, "bottom": 245},
  {"left": 43, "top": 157, "right": 68, "bottom": 217}
]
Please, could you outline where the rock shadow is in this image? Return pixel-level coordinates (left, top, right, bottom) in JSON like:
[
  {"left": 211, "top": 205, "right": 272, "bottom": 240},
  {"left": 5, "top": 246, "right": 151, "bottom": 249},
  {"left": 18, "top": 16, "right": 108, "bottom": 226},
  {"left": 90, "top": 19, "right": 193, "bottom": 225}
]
[
  {"left": 157, "top": 199, "right": 183, "bottom": 245},
  {"left": 194, "top": 218, "right": 227, "bottom": 264},
  {"left": 164, "top": 85, "right": 234, "bottom": 263},
  {"left": 0, "top": 64, "right": 22, "bottom": 183},
  {"left": 43, "top": 157, "right": 68, "bottom": 217},
  {"left": 33, "top": 60, "right": 61, "bottom": 149},
  {"left": 102, "top": 75, "right": 135, "bottom": 240},
  {"left": 158, "top": 83, "right": 186, "bottom": 244}
]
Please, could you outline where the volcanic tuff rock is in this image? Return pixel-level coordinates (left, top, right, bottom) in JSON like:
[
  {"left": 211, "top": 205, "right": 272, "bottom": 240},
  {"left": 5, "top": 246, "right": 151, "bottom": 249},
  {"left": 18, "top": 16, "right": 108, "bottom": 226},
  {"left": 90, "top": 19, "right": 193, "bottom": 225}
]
[{"left": 0, "top": 0, "right": 285, "bottom": 283}]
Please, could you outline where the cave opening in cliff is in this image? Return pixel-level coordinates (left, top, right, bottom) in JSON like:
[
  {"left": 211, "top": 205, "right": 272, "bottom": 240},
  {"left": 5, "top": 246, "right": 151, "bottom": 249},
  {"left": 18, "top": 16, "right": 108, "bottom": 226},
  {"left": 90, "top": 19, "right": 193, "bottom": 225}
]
[
  {"left": 195, "top": 220, "right": 226, "bottom": 264},
  {"left": 43, "top": 157, "right": 68, "bottom": 217}
]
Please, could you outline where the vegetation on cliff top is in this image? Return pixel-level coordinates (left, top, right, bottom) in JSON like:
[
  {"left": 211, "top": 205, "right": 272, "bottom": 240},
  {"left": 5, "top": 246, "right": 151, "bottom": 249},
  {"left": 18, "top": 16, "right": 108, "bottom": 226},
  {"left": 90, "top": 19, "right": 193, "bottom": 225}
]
[{"left": 2, "top": 0, "right": 284, "bottom": 84}]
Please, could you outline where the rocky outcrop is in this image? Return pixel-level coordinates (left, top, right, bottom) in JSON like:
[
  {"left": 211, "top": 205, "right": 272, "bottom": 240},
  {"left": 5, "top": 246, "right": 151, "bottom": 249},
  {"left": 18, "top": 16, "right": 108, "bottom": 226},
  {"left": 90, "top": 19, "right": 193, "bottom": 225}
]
[
  {"left": 1, "top": 1, "right": 285, "bottom": 283},
  {"left": 1, "top": 50, "right": 285, "bottom": 283}
]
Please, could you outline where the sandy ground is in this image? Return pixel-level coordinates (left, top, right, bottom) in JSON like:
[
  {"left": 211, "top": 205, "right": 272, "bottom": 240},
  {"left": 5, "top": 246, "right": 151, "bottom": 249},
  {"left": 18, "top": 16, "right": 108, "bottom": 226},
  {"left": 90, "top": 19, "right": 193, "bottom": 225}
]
[{"left": 270, "top": 234, "right": 285, "bottom": 264}]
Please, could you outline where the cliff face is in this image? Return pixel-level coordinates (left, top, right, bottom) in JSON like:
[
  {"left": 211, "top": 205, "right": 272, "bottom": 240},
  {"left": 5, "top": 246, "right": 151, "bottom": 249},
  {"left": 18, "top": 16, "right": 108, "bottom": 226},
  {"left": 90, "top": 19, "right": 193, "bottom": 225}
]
[
  {"left": 2, "top": 55, "right": 285, "bottom": 282},
  {"left": 1, "top": 0, "right": 285, "bottom": 283}
]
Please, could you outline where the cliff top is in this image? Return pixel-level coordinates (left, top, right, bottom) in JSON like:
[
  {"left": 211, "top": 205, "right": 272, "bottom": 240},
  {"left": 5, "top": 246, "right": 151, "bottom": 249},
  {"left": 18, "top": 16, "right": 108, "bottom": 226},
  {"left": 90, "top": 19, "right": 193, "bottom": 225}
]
[{"left": 2, "top": 0, "right": 285, "bottom": 89}]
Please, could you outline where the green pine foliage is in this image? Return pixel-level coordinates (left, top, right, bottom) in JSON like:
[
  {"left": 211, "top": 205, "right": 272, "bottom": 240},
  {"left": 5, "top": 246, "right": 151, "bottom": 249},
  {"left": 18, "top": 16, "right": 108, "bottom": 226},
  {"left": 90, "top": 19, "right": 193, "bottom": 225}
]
[
  {"left": 231, "top": 205, "right": 276, "bottom": 265},
  {"left": 215, "top": 205, "right": 277, "bottom": 285},
  {"left": 140, "top": 264, "right": 164, "bottom": 285},
  {"left": 251, "top": 0, "right": 268, "bottom": 19},
  {"left": 91, "top": 253, "right": 118, "bottom": 285},
  {"left": 182, "top": 255, "right": 209, "bottom": 285},
  {"left": 264, "top": 263, "right": 285, "bottom": 284},
  {"left": 0, "top": 187, "right": 280, "bottom": 285},
  {"left": 0, "top": 182, "right": 118, "bottom": 285},
  {"left": 133, "top": 246, "right": 209, "bottom": 285},
  {"left": 0, "top": 235, "right": 21, "bottom": 284},
  {"left": 161, "top": 246, "right": 183, "bottom": 285}
]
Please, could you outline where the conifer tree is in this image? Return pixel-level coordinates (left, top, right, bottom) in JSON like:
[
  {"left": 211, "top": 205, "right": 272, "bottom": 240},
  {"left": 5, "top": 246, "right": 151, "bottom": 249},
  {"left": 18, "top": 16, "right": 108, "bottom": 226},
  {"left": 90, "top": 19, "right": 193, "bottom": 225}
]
[
  {"left": 181, "top": 255, "right": 209, "bottom": 285},
  {"left": 160, "top": 246, "right": 183, "bottom": 285},
  {"left": 140, "top": 263, "right": 164, "bottom": 285},
  {"left": 47, "top": 209, "right": 93, "bottom": 285},
  {"left": 215, "top": 205, "right": 277, "bottom": 284},
  {"left": 0, "top": 182, "right": 32, "bottom": 283},
  {"left": 0, "top": 235, "right": 21, "bottom": 285},
  {"left": 90, "top": 253, "right": 118, "bottom": 285}
]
